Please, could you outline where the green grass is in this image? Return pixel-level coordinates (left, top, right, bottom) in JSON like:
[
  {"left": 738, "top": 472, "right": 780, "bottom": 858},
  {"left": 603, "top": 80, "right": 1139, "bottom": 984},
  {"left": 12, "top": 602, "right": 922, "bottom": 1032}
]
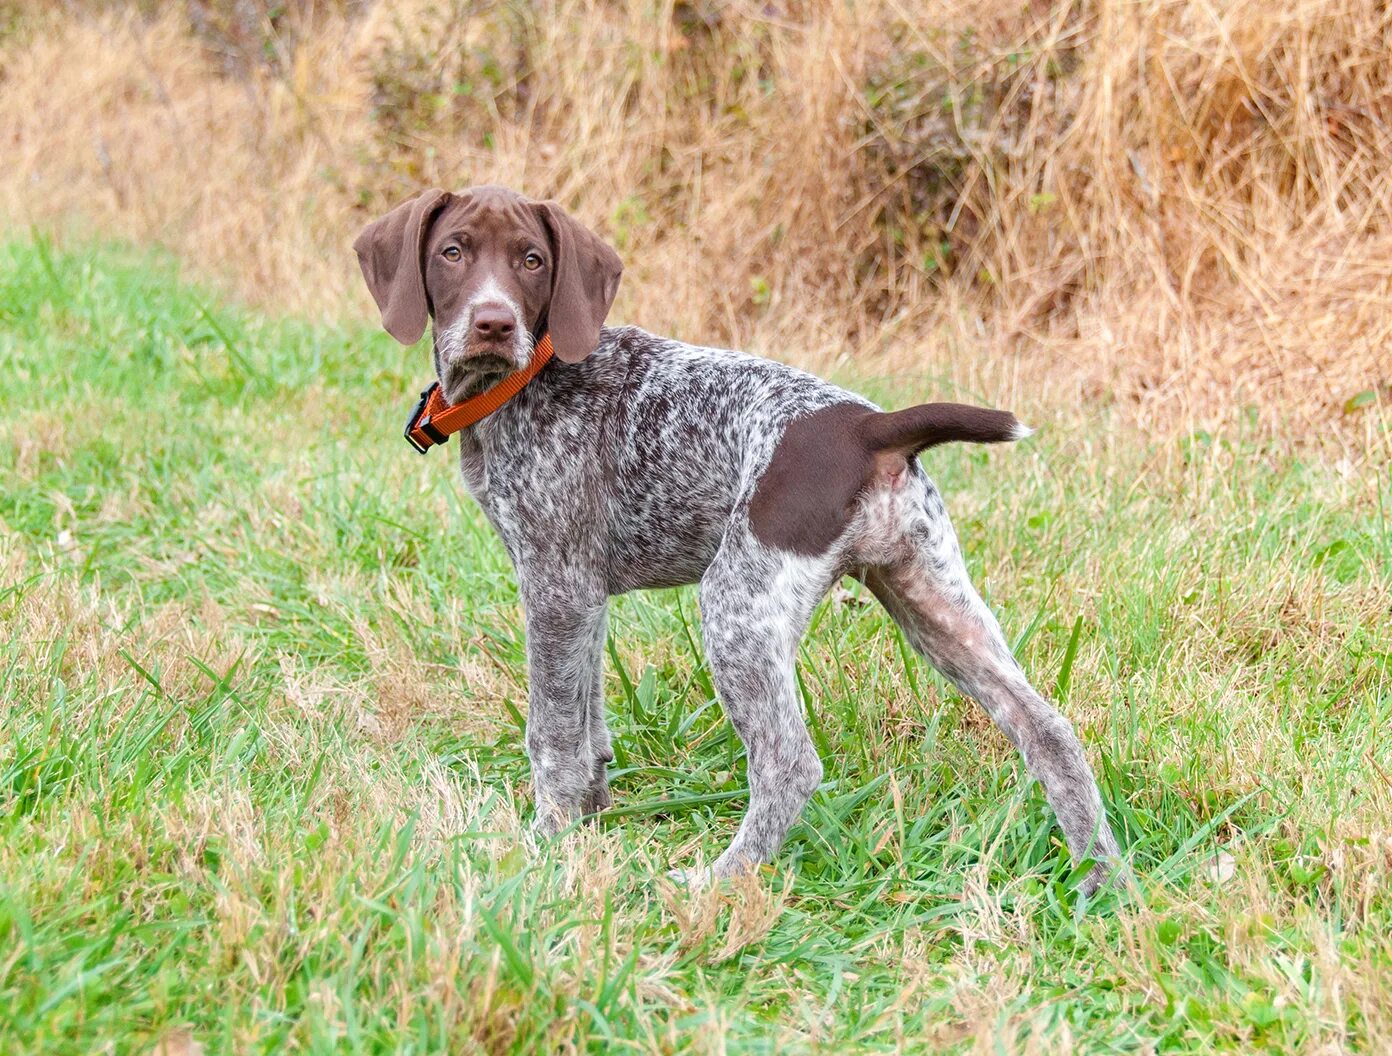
[{"left": 1, "top": 237, "right": 1389, "bottom": 1053}]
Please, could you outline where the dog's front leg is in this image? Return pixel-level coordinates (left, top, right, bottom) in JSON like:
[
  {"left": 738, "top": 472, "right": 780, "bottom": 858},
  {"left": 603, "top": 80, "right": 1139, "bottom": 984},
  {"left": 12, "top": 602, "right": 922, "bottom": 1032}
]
[
  {"left": 579, "top": 602, "right": 614, "bottom": 815},
  {"left": 521, "top": 586, "right": 611, "bottom": 838}
]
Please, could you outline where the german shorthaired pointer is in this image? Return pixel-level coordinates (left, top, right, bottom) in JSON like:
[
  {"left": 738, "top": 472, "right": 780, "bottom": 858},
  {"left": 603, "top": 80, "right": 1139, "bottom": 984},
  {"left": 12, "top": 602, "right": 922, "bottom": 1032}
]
[{"left": 355, "top": 186, "right": 1121, "bottom": 893}]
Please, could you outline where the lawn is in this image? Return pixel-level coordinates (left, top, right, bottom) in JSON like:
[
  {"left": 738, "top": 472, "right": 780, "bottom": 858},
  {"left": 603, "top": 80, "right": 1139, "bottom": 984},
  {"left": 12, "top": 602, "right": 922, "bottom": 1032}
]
[{"left": 1, "top": 238, "right": 1389, "bottom": 1053}]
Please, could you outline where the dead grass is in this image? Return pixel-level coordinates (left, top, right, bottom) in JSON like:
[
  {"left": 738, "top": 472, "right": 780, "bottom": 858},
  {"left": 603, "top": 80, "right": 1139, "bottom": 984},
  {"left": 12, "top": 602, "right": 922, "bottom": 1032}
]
[{"left": 0, "top": 0, "right": 1388, "bottom": 435}]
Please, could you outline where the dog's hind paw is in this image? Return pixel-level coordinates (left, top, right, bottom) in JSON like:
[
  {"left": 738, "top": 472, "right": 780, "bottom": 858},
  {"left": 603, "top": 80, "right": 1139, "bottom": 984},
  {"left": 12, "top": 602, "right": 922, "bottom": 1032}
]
[
  {"left": 665, "top": 865, "right": 714, "bottom": 889},
  {"left": 1078, "top": 858, "right": 1135, "bottom": 899}
]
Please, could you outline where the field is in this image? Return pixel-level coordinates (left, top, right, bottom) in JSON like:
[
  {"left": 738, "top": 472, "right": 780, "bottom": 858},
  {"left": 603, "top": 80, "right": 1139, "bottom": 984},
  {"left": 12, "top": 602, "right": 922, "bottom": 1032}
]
[
  {"left": 1, "top": 239, "right": 1389, "bottom": 1052},
  {"left": 2, "top": 1, "right": 1391, "bottom": 1053}
]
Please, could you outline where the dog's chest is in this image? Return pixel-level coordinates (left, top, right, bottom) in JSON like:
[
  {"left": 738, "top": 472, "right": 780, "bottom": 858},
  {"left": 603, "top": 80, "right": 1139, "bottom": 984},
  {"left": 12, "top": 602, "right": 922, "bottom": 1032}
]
[{"left": 460, "top": 414, "right": 590, "bottom": 543}]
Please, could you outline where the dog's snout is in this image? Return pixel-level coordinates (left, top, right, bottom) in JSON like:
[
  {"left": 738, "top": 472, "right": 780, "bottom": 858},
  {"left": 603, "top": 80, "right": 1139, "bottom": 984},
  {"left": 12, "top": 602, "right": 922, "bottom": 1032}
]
[{"left": 472, "top": 305, "right": 516, "bottom": 341}]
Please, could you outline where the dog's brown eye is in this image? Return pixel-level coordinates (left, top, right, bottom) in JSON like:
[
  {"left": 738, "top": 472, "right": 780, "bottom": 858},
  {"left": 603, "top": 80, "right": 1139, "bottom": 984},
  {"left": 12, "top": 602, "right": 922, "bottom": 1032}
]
[
  {"left": 523, "top": 252, "right": 543, "bottom": 271},
  {"left": 442, "top": 246, "right": 462, "bottom": 262}
]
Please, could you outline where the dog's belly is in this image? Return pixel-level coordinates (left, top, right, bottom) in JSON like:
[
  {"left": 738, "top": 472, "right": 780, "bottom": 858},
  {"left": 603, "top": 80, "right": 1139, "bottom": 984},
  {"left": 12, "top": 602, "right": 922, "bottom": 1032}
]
[{"left": 604, "top": 495, "right": 729, "bottom": 593}]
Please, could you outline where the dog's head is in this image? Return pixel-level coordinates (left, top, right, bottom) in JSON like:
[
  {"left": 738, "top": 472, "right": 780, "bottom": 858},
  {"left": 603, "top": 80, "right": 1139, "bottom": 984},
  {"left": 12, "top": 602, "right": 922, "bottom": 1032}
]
[{"left": 354, "top": 186, "right": 622, "bottom": 398}]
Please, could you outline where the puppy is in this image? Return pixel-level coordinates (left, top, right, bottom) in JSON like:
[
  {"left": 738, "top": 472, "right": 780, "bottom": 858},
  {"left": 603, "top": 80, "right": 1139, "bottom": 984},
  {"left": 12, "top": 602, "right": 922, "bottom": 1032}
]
[{"left": 354, "top": 186, "right": 1121, "bottom": 892}]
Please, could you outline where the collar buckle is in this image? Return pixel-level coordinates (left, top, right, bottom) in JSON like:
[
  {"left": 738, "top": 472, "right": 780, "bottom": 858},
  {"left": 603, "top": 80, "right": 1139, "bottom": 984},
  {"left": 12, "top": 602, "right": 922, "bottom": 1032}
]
[{"left": 404, "top": 383, "right": 441, "bottom": 454}]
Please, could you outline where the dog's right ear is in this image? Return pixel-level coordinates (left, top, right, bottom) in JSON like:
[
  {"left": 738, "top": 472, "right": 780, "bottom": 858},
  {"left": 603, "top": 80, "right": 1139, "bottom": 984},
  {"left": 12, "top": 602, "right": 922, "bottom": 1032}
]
[
  {"left": 353, "top": 189, "right": 452, "bottom": 345},
  {"left": 534, "top": 201, "right": 623, "bottom": 363}
]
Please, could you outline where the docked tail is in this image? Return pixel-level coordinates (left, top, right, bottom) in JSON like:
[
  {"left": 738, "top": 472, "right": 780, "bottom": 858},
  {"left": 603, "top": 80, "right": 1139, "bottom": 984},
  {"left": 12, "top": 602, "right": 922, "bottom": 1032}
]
[
  {"left": 861, "top": 402, "right": 1031, "bottom": 457},
  {"left": 747, "top": 399, "right": 1030, "bottom": 556}
]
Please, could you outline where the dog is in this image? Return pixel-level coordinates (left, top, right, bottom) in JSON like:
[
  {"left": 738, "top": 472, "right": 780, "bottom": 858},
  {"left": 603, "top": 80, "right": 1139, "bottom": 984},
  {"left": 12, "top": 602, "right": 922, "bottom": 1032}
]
[{"left": 354, "top": 185, "right": 1121, "bottom": 893}]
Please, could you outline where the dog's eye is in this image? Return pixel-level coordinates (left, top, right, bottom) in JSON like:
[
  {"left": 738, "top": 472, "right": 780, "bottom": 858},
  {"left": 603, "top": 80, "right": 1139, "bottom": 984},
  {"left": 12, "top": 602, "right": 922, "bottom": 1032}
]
[
  {"left": 442, "top": 246, "right": 462, "bottom": 262},
  {"left": 523, "top": 252, "right": 543, "bottom": 271}
]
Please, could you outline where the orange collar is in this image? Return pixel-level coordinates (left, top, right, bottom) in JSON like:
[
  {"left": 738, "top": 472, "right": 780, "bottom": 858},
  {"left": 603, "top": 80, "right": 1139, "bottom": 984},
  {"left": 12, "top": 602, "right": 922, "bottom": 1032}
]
[{"left": 404, "top": 332, "right": 555, "bottom": 453}]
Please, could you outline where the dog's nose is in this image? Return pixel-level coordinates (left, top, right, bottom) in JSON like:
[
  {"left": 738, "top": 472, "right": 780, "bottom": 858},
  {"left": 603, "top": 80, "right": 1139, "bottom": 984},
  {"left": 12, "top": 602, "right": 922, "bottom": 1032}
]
[{"left": 472, "top": 305, "right": 516, "bottom": 341}]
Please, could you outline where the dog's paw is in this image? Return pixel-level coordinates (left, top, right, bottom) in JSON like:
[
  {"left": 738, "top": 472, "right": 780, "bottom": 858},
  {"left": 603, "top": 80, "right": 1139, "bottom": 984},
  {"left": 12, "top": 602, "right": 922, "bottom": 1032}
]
[
  {"left": 528, "top": 808, "right": 572, "bottom": 844},
  {"left": 1078, "top": 858, "right": 1134, "bottom": 899},
  {"left": 665, "top": 865, "right": 714, "bottom": 889},
  {"left": 580, "top": 778, "right": 612, "bottom": 817}
]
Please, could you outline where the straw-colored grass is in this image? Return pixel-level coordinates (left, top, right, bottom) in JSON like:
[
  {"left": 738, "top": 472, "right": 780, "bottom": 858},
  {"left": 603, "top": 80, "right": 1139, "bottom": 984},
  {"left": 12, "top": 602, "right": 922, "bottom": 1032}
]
[{"left": 1, "top": 0, "right": 1388, "bottom": 433}]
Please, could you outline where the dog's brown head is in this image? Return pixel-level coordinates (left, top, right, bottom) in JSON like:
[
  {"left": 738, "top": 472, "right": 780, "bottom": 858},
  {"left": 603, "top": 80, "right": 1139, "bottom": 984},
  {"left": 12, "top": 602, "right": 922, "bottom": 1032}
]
[{"left": 354, "top": 186, "right": 623, "bottom": 396}]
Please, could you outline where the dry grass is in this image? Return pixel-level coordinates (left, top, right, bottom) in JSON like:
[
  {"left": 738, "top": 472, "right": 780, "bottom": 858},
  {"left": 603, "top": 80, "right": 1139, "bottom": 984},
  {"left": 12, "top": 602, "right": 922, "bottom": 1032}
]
[{"left": 0, "top": 0, "right": 1388, "bottom": 435}]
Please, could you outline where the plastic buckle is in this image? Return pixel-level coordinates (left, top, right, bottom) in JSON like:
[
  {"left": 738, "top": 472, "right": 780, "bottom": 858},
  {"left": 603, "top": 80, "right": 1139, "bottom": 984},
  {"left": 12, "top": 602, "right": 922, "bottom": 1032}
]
[{"left": 404, "top": 383, "right": 439, "bottom": 454}]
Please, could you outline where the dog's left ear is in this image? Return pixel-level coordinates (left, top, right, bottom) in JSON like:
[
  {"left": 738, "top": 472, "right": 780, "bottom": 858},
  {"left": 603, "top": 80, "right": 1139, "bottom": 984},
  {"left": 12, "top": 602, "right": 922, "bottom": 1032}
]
[
  {"left": 354, "top": 188, "right": 453, "bottom": 345},
  {"left": 534, "top": 201, "right": 623, "bottom": 363}
]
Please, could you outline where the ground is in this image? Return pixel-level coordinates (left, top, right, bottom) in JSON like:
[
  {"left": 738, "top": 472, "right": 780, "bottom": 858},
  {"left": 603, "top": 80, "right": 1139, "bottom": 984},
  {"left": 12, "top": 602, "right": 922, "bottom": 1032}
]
[{"left": 1, "top": 240, "right": 1389, "bottom": 1053}]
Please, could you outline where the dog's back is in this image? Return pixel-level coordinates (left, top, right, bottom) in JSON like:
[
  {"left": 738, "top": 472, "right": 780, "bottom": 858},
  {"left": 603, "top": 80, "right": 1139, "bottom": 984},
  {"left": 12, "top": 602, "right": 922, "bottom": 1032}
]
[{"left": 514, "top": 324, "right": 1025, "bottom": 594}]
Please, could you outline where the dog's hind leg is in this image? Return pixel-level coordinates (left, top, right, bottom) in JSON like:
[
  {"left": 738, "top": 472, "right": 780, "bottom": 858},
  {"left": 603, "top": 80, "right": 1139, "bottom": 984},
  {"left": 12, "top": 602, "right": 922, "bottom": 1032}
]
[
  {"left": 679, "top": 528, "right": 840, "bottom": 882},
  {"left": 859, "top": 484, "right": 1122, "bottom": 894}
]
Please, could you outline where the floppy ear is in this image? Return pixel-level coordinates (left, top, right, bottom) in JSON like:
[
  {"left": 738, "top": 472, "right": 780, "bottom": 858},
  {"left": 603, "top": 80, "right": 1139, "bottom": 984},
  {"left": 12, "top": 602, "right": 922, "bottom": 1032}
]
[
  {"left": 535, "top": 201, "right": 623, "bottom": 363},
  {"left": 353, "top": 189, "right": 452, "bottom": 345}
]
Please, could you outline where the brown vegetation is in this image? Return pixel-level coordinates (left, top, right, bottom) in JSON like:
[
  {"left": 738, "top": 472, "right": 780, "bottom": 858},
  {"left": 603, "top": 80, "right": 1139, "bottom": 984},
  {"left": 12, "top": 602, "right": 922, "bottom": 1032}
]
[{"left": 1, "top": 0, "right": 1389, "bottom": 434}]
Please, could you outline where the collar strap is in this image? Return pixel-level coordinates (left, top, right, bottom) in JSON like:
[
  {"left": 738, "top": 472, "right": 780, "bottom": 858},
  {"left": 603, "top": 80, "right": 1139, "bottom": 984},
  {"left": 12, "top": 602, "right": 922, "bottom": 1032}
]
[{"left": 404, "top": 332, "right": 555, "bottom": 454}]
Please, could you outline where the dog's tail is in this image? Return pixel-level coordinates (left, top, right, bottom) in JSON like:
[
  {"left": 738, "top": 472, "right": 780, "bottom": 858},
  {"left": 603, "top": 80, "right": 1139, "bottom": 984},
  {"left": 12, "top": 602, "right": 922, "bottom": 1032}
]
[{"left": 861, "top": 402, "right": 1031, "bottom": 457}]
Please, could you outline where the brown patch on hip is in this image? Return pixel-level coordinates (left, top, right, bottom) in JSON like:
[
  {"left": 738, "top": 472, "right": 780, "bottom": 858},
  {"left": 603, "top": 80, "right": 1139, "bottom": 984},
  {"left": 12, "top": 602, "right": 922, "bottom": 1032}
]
[{"left": 748, "top": 400, "right": 1024, "bottom": 556}]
